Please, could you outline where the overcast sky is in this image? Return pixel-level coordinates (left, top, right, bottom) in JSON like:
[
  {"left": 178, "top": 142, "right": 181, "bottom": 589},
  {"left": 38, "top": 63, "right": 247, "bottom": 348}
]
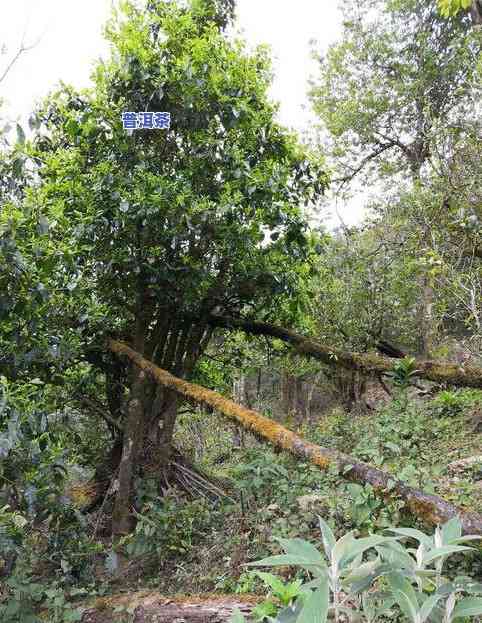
[{"left": 0, "top": 0, "right": 365, "bottom": 225}]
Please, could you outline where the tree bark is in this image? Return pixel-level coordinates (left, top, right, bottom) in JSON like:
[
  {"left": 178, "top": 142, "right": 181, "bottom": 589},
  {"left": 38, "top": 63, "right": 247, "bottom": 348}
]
[
  {"left": 416, "top": 273, "right": 435, "bottom": 358},
  {"left": 109, "top": 340, "right": 482, "bottom": 536},
  {"left": 307, "top": 371, "right": 323, "bottom": 425},
  {"left": 280, "top": 371, "right": 306, "bottom": 424},
  {"left": 280, "top": 370, "right": 293, "bottom": 417},
  {"left": 109, "top": 317, "right": 212, "bottom": 533},
  {"left": 333, "top": 369, "right": 366, "bottom": 412},
  {"left": 208, "top": 316, "right": 482, "bottom": 389},
  {"left": 112, "top": 367, "right": 146, "bottom": 536},
  {"left": 158, "top": 389, "right": 179, "bottom": 469},
  {"left": 471, "top": 0, "right": 482, "bottom": 24},
  {"left": 81, "top": 594, "right": 257, "bottom": 623}
]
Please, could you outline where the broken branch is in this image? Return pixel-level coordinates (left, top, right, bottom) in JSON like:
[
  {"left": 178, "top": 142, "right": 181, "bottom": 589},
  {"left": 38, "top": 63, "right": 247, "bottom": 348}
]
[{"left": 109, "top": 339, "right": 482, "bottom": 536}]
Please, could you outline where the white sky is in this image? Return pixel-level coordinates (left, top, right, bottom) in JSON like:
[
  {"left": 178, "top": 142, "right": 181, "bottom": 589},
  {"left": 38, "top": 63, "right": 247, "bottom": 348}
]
[{"left": 0, "top": 0, "right": 365, "bottom": 226}]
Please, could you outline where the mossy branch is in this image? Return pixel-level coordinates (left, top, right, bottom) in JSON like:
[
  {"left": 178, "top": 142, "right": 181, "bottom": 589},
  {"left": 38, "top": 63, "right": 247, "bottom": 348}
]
[
  {"left": 109, "top": 339, "right": 482, "bottom": 536},
  {"left": 208, "top": 316, "right": 482, "bottom": 389}
]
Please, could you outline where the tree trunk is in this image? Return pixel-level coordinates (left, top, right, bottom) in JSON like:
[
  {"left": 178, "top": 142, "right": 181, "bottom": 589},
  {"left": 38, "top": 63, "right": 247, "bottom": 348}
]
[
  {"left": 109, "top": 319, "right": 211, "bottom": 533},
  {"left": 417, "top": 273, "right": 435, "bottom": 358},
  {"left": 109, "top": 339, "right": 482, "bottom": 536},
  {"left": 158, "top": 389, "right": 179, "bottom": 470},
  {"left": 112, "top": 367, "right": 147, "bottom": 535},
  {"left": 81, "top": 594, "right": 257, "bottom": 623},
  {"left": 280, "top": 370, "right": 293, "bottom": 417},
  {"left": 471, "top": 0, "right": 482, "bottom": 24},
  {"left": 307, "top": 371, "right": 322, "bottom": 425},
  {"left": 280, "top": 371, "right": 305, "bottom": 425}
]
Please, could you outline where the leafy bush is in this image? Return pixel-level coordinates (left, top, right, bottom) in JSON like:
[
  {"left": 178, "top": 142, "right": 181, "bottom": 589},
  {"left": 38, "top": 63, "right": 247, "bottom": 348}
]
[
  {"left": 232, "top": 516, "right": 482, "bottom": 623},
  {"left": 0, "top": 378, "right": 100, "bottom": 621},
  {"left": 118, "top": 496, "right": 212, "bottom": 561},
  {"left": 438, "top": 0, "right": 473, "bottom": 18},
  {"left": 431, "top": 390, "right": 482, "bottom": 419},
  {"left": 389, "top": 358, "right": 420, "bottom": 390},
  {"left": 232, "top": 449, "right": 290, "bottom": 506}
]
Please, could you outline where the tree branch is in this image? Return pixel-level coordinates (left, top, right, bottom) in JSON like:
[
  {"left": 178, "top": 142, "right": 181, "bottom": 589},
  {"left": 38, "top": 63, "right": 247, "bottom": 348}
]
[
  {"left": 207, "top": 315, "right": 482, "bottom": 389},
  {"left": 108, "top": 339, "right": 482, "bottom": 535}
]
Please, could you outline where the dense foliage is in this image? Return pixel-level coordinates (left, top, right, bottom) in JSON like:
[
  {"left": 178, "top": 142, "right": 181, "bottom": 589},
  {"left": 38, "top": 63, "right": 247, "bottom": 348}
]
[{"left": 0, "top": 0, "right": 480, "bottom": 621}]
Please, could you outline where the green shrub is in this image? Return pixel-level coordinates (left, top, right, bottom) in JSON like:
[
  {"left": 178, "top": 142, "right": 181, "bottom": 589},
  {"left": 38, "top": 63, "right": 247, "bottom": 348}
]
[
  {"left": 232, "top": 516, "right": 482, "bottom": 623},
  {"left": 431, "top": 390, "right": 482, "bottom": 418},
  {"left": 118, "top": 496, "right": 212, "bottom": 560}
]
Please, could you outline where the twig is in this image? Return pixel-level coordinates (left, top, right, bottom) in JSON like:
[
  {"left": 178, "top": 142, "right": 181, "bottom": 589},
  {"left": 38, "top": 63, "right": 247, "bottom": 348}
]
[{"left": 0, "top": 29, "right": 40, "bottom": 85}]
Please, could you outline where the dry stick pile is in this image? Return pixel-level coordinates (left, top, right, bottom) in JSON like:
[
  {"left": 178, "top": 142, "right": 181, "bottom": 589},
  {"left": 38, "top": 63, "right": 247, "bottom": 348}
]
[{"left": 109, "top": 339, "right": 482, "bottom": 536}]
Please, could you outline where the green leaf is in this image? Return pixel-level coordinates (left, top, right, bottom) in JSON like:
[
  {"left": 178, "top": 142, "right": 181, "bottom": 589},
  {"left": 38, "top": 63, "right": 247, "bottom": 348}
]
[
  {"left": 388, "top": 572, "right": 419, "bottom": 619},
  {"left": 252, "top": 600, "right": 278, "bottom": 621},
  {"left": 37, "top": 216, "right": 50, "bottom": 235},
  {"left": 388, "top": 528, "right": 433, "bottom": 547},
  {"left": 5, "top": 599, "right": 20, "bottom": 616},
  {"left": 16, "top": 123, "right": 26, "bottom": 145},
  {"left": 247, "top": 554, "right": 324, "bottom": 569},
  {"left": 377, "top": 541, "right": 416, "bottom": 569},
  {"left": 423, "top": 545, "right": 473, "bottom": 565},
  {"left": 64, "top": 609, "right": 83, "bottom": 622},
  {"left": 275, "top": 601, "right": 304, "bottom": 623},
  {"left": 452, "top": 597, "right": 482, "bottom": 619},
  {"left": 281, "top": 580, "right": 304, "bottom": 604},
  {"left": 449, "top": 536, "right": 482, "bottom": 546},
  {"left": 394, "top": 590, "right": 418, "bottom": 623},
  {"left": 12, "top": 513, "right": 27, "bottom": 529},
  {"left": 338, "top": 536, "right": 392, "bottom": 568},
  {"left": 276, "top": 537, "right": 327, "bottom": 569},
  {"left": 296, "top": 584, "right": 329, "bottom": 623},
  {"left": 344, "top": 558, "right": 381, "bottom": 584},
  {"left": 419, "top": 593, "right": 442, "bottom": 623},
  {"left": 332, "top": 530, "right": 356, "bottom": 566},
  {"left": 441, "top": 517, "right": 462, "bottom": 544},
  {"left": 229, "top": 608, "right": 246, "bottom": 623},
  {"left": 318, "top": 517, "right": 336, "bottom": 559},
  {"left": 255, "top": 571, "right": 286, "bottom": 596}
]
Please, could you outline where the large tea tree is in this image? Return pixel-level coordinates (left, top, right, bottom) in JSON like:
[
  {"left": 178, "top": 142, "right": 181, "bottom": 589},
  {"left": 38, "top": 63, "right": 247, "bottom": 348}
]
[{"left": 16, "top": 0, "right": 325, "bottom": 533}]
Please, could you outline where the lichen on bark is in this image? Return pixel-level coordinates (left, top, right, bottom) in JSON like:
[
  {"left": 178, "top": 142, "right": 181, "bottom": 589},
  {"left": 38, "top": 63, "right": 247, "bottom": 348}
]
[{"left": 109, "top": 339, "right": 482, "bottom": 536}]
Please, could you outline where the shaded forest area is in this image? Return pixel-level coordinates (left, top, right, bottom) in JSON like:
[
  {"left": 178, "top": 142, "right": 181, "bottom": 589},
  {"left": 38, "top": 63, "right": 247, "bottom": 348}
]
[{"left": 0, "top": 0, "right": 481, "bottom": 621}]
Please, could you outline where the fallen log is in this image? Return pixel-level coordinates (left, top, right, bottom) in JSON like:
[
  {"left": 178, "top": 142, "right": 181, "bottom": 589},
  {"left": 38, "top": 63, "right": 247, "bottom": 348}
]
[
  {"left": 108, "top": 339, "right": 482, "bottom": 536},
  {"left": 80, "top": 592, "right": 257, "bottom": 623},
  {"left": 208, "top": 316, "right": 482, "bottom": 389}
]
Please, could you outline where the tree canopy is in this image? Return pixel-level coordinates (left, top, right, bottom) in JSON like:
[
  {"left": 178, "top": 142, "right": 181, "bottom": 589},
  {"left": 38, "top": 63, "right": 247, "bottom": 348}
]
[
  {"left": 0, "top": 1, "right": 481, "bottom": 620},
  {"left": 310, "top": 0, "right": 480, "bottom": 185}
]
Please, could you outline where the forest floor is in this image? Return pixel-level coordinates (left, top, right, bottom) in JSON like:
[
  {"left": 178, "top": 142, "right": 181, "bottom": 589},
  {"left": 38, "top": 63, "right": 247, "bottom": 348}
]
[{"left": 82, "top": 388, "right": 481, "bottom": 598}]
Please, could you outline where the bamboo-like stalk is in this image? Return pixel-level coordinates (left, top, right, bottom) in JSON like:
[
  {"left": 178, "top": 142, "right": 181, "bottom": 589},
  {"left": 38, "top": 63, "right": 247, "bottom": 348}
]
[
  {"left": 208, "top": 316, "right": 482, "bottom": 389},
  {"left": 108, "top": 339, "right": 482, "bottom": 536}
]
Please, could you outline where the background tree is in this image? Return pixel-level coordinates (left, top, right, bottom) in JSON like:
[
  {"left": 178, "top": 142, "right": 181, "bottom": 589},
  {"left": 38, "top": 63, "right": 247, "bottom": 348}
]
[
  {"left": 309, "top": 0, "right": 481, "bottom": 356},
  {"left": 310, "top": 0, "right": 479, "bottom": 185}
]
